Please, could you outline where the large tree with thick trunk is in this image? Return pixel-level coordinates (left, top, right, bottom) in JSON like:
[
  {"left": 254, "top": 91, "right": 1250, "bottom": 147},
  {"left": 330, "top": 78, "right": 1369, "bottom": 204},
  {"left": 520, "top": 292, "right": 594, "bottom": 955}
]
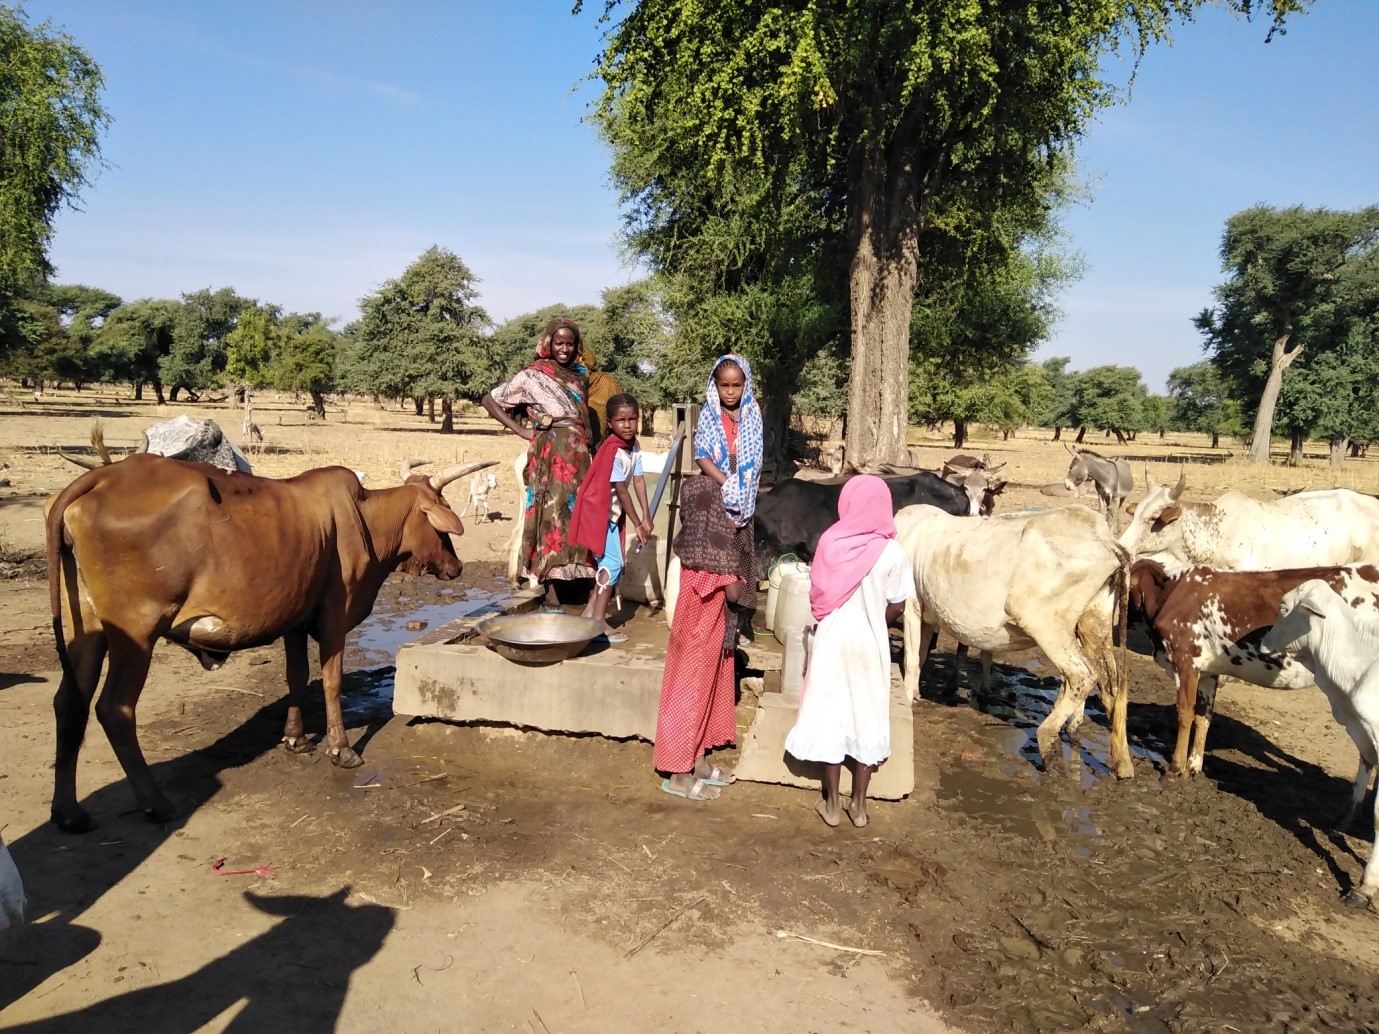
[
  {"left": 1196, "top": 204, "right": 1379, "bottom": 463},
  {"left": 583, "top": 0, "right": 1307, "bottom": 465}
]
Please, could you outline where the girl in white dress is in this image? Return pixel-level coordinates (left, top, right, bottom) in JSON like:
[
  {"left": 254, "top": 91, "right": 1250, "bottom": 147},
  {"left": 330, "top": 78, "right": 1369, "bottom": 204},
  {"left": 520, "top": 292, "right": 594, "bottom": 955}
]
[{"left": 784, "top": 475, "right": 915, "bottom": 827}]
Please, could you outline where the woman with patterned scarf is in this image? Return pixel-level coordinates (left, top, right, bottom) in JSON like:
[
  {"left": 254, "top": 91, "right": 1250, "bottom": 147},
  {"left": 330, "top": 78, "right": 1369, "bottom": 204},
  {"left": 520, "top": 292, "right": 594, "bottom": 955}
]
[
  {"left": 482, "top": 316, "right": 596, "bottom": 608},
  {"left": 693, "top": 354, "right": 764, "bottom": 638}
]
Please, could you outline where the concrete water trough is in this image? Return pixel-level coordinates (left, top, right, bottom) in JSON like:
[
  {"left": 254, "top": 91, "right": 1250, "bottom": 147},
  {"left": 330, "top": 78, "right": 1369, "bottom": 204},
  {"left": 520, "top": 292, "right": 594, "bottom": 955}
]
[{"left": 392, "top": 593, "right": 913, "bottom": 800}]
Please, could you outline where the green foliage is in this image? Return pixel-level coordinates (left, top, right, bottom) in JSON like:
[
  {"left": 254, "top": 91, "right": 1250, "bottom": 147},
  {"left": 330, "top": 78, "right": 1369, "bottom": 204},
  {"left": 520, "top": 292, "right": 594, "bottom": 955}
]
[
  {"left": 89, "top": 299, "right": 180, "bottom": 396},
  {"left": 1036, "top": 357, "right": 1078, "bottom": 429},
  {"left": 1167, "top": 362, "right": 1242, "bottom": 444},
  {"left": 1068, "top": 365, "right": 1148, "bottom": 436},
  {"left": 343, "top": 246, "right": 492, "bottom": 407},
  {"left": 582, "top": 0, "right": 1308, "bottom": 462},
  {"left": 272, "top": 312, "right": 338, "bottom": 399},
  {"left": 161, "top": 287, "right": 250, "bottom": 395},
  {"left": 1197, "top": 204, "right": 1379, "bottom": 456},
  {"left": 223, "top": 304, "right": 277, "bottom": 385},
  {"left": 0, "top": 5, "right": 108, "bottom": 301}
]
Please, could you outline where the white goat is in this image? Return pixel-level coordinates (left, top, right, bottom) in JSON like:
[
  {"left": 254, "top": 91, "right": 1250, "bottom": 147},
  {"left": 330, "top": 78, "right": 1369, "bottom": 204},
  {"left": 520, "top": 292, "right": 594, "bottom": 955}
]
[
  {"left": 1262, "top": 579, "right": 1379, "bottom": 907},
  {"left": 460, "top": 470, "right": 499, "bottom": 522},
  {"left": 0, "top": 828, "right": 25, "bottom": 933}
]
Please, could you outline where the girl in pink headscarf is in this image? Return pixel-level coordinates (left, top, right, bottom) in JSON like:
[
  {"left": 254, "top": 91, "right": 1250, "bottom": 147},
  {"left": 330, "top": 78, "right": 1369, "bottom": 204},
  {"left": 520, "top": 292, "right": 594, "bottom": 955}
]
[{"left": 784, "top": 475, "right": 915, "bottom": 828}]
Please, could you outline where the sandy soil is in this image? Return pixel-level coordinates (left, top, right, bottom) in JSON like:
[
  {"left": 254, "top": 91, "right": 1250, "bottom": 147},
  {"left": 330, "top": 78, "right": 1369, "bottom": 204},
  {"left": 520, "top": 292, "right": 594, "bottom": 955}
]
[{"left": 2, "top": 390, "right": 1379, "bottom": 1033}]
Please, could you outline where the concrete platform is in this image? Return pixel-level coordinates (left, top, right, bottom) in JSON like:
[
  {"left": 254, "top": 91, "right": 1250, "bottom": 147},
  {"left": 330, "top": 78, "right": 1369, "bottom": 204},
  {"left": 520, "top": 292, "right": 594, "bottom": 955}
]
[
  {"left": 391, "top": 593, "right": 914, "bottom": 801},
  {"left": 393, "top": 597, "right": 669, "bottom": 740},
  {"left": 734, "top": 664, "right": 915, "bottom": 801}
]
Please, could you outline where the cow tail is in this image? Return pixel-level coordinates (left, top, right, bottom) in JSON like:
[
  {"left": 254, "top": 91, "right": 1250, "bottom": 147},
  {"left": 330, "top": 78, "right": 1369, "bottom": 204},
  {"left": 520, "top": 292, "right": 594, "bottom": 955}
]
[
  {"left": 1113, "top": 544, "right": 1131, "bottom": 702},
  {"left": 46, "top": 477, "right": 92, "bottom": 684}
]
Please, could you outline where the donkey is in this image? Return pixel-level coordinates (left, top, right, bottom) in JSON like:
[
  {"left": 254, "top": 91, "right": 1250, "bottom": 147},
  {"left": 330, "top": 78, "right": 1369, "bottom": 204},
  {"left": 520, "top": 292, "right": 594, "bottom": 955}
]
[{"left": 1064, "top": 444, "right": 1133, "bottom": 531}]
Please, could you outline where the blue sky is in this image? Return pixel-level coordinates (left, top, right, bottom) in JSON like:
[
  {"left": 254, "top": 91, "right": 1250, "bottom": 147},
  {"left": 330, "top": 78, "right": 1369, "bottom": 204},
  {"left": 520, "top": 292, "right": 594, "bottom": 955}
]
[{"left": 25, "top": 1, "right": 1379, "bottom": 393}]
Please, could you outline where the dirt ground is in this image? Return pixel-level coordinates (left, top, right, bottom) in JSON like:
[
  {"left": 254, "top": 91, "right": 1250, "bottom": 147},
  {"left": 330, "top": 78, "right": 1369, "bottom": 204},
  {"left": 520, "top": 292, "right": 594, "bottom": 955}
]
[{"left": 3, "top": 390, "right": 1379, "bottom": 1033}]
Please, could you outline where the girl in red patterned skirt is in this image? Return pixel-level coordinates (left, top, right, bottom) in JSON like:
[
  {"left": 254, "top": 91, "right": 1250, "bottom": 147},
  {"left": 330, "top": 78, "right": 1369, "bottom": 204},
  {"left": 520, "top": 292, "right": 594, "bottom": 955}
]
[{"left": 653, "top": 475, "right": 746, "bottom": 801}]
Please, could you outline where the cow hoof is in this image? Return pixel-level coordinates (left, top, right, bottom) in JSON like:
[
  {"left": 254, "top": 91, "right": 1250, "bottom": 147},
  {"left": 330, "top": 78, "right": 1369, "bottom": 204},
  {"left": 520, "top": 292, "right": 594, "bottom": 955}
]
[
  {"left": 282, "top": 735, "right": 316, "bottom": 755},
  {"left": 1162, "top": 767, "right": 1187, "bottom": 781},
  {"left": 143, "top": 799, "right": 179, "bottom": 824},
  {"left": 327, "top": 746, "right": 363, "bottom": 769},
  {"left": 52, "top": 806, "right": 95, "bottom": 834},
  {"left": 1342, "top": 889, "right": 1371, "bottom": 909}
]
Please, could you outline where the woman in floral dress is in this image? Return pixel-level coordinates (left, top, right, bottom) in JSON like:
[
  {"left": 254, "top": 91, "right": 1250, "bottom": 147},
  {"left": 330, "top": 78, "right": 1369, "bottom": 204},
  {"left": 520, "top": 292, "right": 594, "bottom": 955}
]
[{"left": 481, "top": 316, "right": 595, "bottom": 607}]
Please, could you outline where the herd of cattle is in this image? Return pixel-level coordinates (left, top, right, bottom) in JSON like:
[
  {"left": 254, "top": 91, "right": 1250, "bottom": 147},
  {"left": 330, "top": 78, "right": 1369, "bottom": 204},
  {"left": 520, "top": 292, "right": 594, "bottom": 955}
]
[{"left": 36, "top": 431, "right": 1379, "bottom": 909}]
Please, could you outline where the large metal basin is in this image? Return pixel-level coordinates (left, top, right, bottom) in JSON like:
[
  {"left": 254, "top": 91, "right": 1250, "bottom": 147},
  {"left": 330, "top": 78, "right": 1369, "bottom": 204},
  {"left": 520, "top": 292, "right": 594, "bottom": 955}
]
[{"left": 474, "top": 612, "right": 604, "bottom": 666}]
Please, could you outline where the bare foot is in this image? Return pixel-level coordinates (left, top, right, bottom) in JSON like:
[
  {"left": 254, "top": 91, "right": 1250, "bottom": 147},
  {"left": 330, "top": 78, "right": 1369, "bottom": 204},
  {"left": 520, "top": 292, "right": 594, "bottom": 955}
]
[
  {"left": 845, "top": 799, "right": 869, "bottom": 828},
  {"left": 815, "top": 798, "right": 841, "bottom": 827}
]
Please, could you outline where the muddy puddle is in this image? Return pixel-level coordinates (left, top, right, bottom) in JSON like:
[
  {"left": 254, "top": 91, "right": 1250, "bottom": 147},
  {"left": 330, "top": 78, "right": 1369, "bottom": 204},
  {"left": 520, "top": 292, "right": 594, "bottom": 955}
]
[{"left": 342, "top": 584, "right": 505, "bottom": 724}]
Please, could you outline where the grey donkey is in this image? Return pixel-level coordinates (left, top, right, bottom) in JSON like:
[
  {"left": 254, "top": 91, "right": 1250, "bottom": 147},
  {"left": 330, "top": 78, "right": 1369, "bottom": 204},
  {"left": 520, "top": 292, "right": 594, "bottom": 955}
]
[{"left": 1064, "top": 443, "right": 1133, "bottom": 530}]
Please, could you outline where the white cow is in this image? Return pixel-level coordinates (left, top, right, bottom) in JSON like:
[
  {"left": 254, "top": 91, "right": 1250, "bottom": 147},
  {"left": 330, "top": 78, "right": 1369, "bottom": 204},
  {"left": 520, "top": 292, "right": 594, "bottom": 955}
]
[
  {"left": 1120, "top": 471, "right": 1379, "bottom": 572},
  {"left": 1262, "top": 580, "right": 1379, "bottom": 907},
  {"left": 897, "top": 504, "right": 1132, "bottom": 778}
]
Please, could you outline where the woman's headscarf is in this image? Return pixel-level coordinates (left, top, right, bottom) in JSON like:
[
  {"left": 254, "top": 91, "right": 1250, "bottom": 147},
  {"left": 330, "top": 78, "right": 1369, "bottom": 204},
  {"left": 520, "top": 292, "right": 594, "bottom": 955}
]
[
  {"left": 694, "top": 354, "right": 764, "bottom": 528},
  {"left": 809, "top": 475, "right": 896, "bottom": 620},
  {"left": 537, "top": 316, "right": 583, "bottom": 361},
  {"left": 582, "top": 343, "right": 623, "bottom": 440}
]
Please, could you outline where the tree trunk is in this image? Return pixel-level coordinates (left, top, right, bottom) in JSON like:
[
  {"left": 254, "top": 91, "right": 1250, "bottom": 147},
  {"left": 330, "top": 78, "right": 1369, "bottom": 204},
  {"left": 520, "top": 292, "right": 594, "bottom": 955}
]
[
  {"left": 1113, "top": 429, "right": 1127, "bottom": 445},
  {"left": 1003, "top": 429, "right": 1011, "bottom": 441},
  {"left": 1247, "top": 323, "right": 1301, "bottom": 462},
  {"left": 843, "top": 142, "right": 920, "bottom": 467},
  {"left": 952, "top": 418, "right": 967, "bottom": 449},
  {"left": 640, "top": 404, "right": 657, "bottom": 436},
  {"left": 153, "top": 381, "right": 166, "bottom": 405},
  {"left": 1075, "top": 426, "right": 1087, "bottom": 444},
  {"left": 310, "top": 390, "right": 326, "bottom": 420},
  {"left": 169, "top": 385, "right": 182, "bottom": 401},
  {"left": 1052, "top": 426, "right": 1062, "bottom": 441},
  {"left": 1351, "top": 441, "right": 1364, "bottom": 458},
  {"left": 1287, "top": 429, "right": 1304, "bottom": 467},
  {"left": 134, "top": 381, "right": 144, "bottom": 401},
  {"left": 414, "top": 397, "right": 424, "bottom": 417},
  {"left": 440, "top": 398, "right": 454, "bottom": 433},
  {"left": 427, "top": 397, "right": 436, "bottom": 423},
  {"left": 1211, "top": 431, "right": 1220, "bottom": 449},
  {"left": 1330, "top": 435, "right": 1349, "bottom": 468}
]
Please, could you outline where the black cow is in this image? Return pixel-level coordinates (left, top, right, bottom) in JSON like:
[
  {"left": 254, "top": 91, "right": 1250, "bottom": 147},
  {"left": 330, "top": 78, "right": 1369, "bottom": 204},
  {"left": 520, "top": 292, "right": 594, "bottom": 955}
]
[{"left": 754, "top": 472, "right": 971, "bottom": 576}]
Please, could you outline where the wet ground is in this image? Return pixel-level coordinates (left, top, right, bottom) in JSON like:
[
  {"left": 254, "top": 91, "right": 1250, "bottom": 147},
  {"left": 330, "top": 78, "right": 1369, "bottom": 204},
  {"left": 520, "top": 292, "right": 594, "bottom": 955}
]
[{"left": 5, "top": 566, "right": 1379, "bottom": 1032}]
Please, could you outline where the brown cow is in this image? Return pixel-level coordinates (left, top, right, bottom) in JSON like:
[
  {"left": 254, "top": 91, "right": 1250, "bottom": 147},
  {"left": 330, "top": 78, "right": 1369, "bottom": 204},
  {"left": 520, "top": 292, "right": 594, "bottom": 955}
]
[
  {"left": 45, "top": 454, "right": 494, "bottom": 832},
  {"left": 1128, "top": 559, "right": 1379, "bottom": 778}
]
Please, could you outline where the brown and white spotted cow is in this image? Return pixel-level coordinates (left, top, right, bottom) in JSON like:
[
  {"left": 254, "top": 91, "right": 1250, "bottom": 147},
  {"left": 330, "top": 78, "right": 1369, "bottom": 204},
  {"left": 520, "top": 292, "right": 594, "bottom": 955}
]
[{"left": 1128, "top": 559, "right": 1379, "bottom": 778}]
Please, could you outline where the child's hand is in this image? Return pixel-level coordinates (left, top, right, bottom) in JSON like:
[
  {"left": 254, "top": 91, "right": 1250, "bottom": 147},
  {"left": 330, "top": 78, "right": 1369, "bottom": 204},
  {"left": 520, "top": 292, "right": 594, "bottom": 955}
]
[
  {"left": 633, "top": 523, "right": 650, "bottom": 548},
  {"left": 638, "top": 518, "right": 654, "bottom": 541},
  {"left": 723, "top": 580, "right": 743, "bottom": 605}
]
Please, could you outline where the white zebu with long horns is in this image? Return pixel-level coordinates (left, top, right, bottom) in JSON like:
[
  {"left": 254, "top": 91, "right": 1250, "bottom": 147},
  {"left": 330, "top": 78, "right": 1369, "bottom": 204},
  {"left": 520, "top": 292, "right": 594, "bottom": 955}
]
[
  {"left": 1262, "top": 580, "right": 1379, "bottom": 908},
  {"left": 897, "top": 504, "right": 1132, "bottom": 778},
  {"left": 1120, "top": 470, "right": 1379, "bottom": 572}
]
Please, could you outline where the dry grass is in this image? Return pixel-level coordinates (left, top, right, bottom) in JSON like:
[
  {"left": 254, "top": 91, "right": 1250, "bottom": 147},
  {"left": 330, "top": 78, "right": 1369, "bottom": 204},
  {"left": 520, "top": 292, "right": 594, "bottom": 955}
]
[{"left": 5, "top": 384, "right": 1379, "bottom": 515}]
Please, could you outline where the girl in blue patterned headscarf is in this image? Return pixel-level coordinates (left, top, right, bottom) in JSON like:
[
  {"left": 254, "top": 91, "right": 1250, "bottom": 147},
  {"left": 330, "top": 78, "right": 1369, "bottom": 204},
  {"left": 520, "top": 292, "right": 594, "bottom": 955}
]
[{"left": 694, "top": 354, "right": 764, "bottom": 528}]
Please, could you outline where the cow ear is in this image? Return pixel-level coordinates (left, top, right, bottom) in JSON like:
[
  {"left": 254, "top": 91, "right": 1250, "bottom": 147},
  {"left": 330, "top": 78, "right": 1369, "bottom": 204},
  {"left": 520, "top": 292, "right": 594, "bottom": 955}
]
[
  {"left": 422, "top": 500, "right": 464, "bottom": 536},
  {"left": 1151, "top": 505, "right": 1181, "bottom": 529},
  {"left": 1299, "top": 596, "right": 1328, "bottom": 619}
]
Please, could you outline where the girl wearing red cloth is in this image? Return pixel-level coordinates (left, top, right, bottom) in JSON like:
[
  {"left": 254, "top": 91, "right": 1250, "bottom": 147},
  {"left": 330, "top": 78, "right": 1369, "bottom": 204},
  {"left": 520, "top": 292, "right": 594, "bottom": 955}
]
[
  {"left": 569, "top": 395, "right": 653, "bottom": 642},
  {"left": 653, "top": 475, "right": 747, "bottom": 801}
]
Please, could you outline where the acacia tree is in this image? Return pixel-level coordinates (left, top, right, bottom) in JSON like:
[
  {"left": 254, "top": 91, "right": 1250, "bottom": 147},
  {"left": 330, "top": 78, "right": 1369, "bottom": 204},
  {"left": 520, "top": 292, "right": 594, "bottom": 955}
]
[
  {"left": 1067, "top": 365, "right": 1148, "bottom": 443},
  {"left": 1167, "top": 361, "right": 1241, "bottom": 449},
  {"left": 162, "top": 287, "right": 249, "bottom": 400},
  {"left": 0, "top": 7, "right": 107, "bottom": 299},
  {"left": 90, "top": 299, "right": 180, "bottom": 401},
  {"left": 348, "top": 247, "right": 491, "bottom": 432},
  {"left": 1196, "top": 204, "right": 1379, "bottom": 462},
  {"left": 584, "top": 0, "right": 1305, "bottom": 465}
]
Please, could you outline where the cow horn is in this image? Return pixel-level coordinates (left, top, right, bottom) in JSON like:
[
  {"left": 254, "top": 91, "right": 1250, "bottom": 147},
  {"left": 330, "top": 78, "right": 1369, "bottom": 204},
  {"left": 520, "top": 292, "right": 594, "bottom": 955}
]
[
  {"left": 58, "top": 452, "right": 104, "bottom": 470},
  {"left": 429, "top": 460, "right": 497, "bottom": 491},
  {"left": 1169, "top": 468, "right": 1186, "bottom": 501},
  {"left": 399, "top": 458, "right": 428, "bottom": 481}
]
